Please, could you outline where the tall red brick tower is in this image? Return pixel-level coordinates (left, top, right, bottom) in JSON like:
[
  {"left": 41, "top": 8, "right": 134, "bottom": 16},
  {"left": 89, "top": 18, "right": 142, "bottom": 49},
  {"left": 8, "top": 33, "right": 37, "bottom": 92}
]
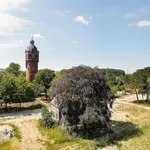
[{"left": 25, "top": 38, "right": 39, "bottom": 81}]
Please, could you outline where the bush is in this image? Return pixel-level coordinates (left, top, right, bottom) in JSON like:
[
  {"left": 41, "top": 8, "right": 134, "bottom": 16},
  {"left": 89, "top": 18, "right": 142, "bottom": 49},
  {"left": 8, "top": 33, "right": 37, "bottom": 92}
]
[
  {"left": 111, "top": 86, "right": 119, "bottom": 94},
  {"left": 39, "top": 108, "right": 55, "bottom": 128}
]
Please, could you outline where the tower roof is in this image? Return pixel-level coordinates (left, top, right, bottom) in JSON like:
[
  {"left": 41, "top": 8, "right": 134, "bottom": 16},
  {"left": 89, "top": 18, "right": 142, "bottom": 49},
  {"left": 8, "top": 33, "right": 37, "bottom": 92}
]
[{"left": 26, "top": 37, "right": 38, "bottom": 53}]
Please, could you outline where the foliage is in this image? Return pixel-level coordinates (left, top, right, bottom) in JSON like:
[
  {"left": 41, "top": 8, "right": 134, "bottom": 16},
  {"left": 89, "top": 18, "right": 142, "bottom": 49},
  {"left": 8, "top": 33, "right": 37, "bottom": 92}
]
[
  {"left": 0, "top": 75, "right": 36, "bottom": 109},
  {"left": 30, "top": 103, "right": 47, "bottom": 109},
  {"left": 0, "top": 75, "right": 17, "bottom": 108},
  {"left": 5, "top": 62, "right": 21, "bottom": 77},
  {"left": 52, "top": 69, "right": 67, "bottom": 83},
  {"left": 124, "top": 67, "right": 150, "bottom": 101},
  {"left": 49, "top": 69, "right": 68, "bottom": 96},
  {"left": 50, "top": 66, "right": 114, "bottom": 138},
  {"left": 14, "top": 76, "right": 35, "bottom": 104},
  {"left": 137, "top": 67, "right": 150, "bottom": 101},
  {"left": 39, "top": 108, "right": 55, "bottom": 128},
  {"left": 100, "top": 68, "right": 125, "bottom": 93},
  {"left": 34, "top": 69, "right": 55, "bottom": 100}
]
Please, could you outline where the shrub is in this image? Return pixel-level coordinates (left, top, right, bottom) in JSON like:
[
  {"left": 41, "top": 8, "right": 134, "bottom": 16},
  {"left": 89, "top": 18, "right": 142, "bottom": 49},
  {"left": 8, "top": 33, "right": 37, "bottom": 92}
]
[{"left": 39, "top": 108, "right": 55, "bottom": 128}]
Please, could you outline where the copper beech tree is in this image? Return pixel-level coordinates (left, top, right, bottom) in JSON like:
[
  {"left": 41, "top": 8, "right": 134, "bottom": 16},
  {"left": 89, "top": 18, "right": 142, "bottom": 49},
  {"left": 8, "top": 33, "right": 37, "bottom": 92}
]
[{"left": 50, "top": 66, "right": 114, "bottom": 138}]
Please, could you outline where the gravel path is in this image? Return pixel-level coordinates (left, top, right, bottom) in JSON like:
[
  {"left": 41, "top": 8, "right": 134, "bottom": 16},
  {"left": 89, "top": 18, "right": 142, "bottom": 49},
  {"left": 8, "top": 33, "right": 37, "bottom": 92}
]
[
  {"left": 116, "top": 101, "right": 150, "bottom": 110},
  {"left": 0, "top": 109, "right": 42, "bottom": 119},
  {"left": 115, "top": 94, "right": 150, "bottom": 110},
  {"left": 116, "top": 94, "right": 146, "bottom": 102},
  {"left": 0, "top": 109, "right": 46, "bottom": 150}
]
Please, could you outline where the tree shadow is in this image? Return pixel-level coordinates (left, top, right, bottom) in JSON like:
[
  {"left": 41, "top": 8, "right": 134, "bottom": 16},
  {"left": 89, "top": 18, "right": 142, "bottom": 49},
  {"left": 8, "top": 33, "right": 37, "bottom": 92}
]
[
  {"left": 0, "top": 103, "right": 44, "bottom": 114},
  {"left": 132, "top": 100, "right": 150, "bottom": 106},
  {"left": 94, "top": 120, "right": 142, "bottom": 148}
]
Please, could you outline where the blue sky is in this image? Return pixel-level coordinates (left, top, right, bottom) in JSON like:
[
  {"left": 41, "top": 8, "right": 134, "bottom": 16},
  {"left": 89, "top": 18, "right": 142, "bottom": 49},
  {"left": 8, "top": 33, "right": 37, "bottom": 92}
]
[{"left": 0, "top": 0, "right": 150, "bottom": 73}]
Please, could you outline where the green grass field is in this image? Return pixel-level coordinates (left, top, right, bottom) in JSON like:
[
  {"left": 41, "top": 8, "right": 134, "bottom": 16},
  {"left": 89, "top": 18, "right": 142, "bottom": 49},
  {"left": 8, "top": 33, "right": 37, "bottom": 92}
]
[{"left": 39, "top": 102, "right": 150, "bottom": 150}]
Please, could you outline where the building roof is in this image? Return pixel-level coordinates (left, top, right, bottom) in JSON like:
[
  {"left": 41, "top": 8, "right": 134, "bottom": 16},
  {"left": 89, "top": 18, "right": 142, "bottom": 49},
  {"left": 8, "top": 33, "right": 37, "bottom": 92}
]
[
  {"left": 50, "top": 97, "right": 59, "bottom": 108},
  {"left": 27, "top": 45, "right": 38, "bottom": 53},
  {"left": 26, "top": 39, "right": 39, "bottom": 53}
]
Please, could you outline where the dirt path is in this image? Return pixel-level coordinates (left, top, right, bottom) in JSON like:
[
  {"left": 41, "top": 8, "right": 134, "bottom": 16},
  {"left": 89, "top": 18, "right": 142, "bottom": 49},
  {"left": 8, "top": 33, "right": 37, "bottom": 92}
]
[
  {"left": 17, "top": 120, "right": 46, "bottom": 150},
  {"left": 115, "top": 94, "right": 150, "bottom": 111},
  {"left": 1, "top": 109, "right": 46, "bottom": 150},
  {"left": 116, "top": 101, "right": 150, "bottom": 110}
]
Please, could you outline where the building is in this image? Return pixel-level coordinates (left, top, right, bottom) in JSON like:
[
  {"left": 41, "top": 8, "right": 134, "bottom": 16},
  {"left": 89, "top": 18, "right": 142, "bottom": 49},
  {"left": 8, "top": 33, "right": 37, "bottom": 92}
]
[
  {"left": 25, "top": 38, "right": 39, "bottom": 81},
  {"left": 49, "top": 97, "right": 60, "bottom": 122}
]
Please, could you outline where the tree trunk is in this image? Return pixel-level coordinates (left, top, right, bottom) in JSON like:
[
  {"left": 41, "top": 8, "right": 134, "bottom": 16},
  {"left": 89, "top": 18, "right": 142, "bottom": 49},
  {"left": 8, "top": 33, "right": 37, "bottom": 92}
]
[
  {"left": 135, "top": 89, "right": 139, "bottom": 101},
  {"left": 0, "top": 102, "right": 3, "bottom": 107},
  {"left": 5, "top": 102, "right": 8, "bottom": 112},
  {"left": 146, "top": 89, "right": 150, "bottom": 102},
  {"left": 45, "top": 89, "right": 47, "bottom": 101},
  {"left": 20, "top": 102, "right": 21, "bottom": 108}
]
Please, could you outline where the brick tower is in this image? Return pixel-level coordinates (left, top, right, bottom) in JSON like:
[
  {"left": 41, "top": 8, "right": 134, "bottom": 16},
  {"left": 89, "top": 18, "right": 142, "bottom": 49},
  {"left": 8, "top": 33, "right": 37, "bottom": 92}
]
[{"left": 25, "top": 38, "right": 39, "bottom": 81}]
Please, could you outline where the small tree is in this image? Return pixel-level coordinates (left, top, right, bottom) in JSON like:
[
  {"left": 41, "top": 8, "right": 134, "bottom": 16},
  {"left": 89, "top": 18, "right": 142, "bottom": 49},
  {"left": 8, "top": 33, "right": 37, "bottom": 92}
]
[
  {"left": 40, "top": 108, "right": 55, "bottom": 128},
  {"left": 50, "top": 66, "right": 114, "bottom": 138},
  {"left": 34, "top": 69, "right": 55, "bottom": 100},
  {"left": 5, "top": 62, "right": 21, "bottom": 77},
  {"left": 14, "top": 76, "right": 35, "bottom": 107},
  {"left": 0, "top": 75, "right": 17, "bottom": 110}
]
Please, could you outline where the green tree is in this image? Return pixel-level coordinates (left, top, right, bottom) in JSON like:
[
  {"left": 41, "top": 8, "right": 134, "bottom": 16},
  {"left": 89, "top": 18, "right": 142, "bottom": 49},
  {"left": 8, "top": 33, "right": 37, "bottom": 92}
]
[
  {"left": 100, "top": 68, "right": 125, "bottom": 93},
  {"left": 137, "top": 67, "right": 150, "bottom": 101},
  {"left": 34, "top": 69, "right": 55, "bottom": 100},
  {"left": 5, "top": 62, "right": 21, "bottom": 77},
  {"left": 14, "top": 76, "right": 35, "bottom": 107},
  {"left": 127, "top": 67, "right": 150, "bottom": 102},
  {"left": 0, "top": 75, "right": 17, "bottom": 109},
  {"left": 50, "top": 66, "right": 114, "bottom": 138},
  {"left": 52, "top": 69, "right": 67, "bottom": 83},
  {"left": 124, "top": 72, "right": 145, "bottom": 101}
]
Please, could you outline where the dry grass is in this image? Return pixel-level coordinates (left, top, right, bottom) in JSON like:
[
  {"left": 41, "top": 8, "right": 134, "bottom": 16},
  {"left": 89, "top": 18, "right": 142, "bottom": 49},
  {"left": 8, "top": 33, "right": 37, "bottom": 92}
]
[
  {"left": 1, "top": 101, "right": 150, "bottom": 150},
  {"left": 0, "top": 123, "right": 21, "bottom": 150},
  {"left": 39, "top": 102, "right": 150, "bottom": 150},
  {"left": 105, "top": 102, "right": 150, "bottom": 150}
]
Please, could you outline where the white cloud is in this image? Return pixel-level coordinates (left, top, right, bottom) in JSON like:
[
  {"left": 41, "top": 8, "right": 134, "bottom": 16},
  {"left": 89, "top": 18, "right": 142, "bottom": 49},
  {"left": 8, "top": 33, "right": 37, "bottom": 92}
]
[
  {"left": 30, "top": 34, "right": 45, "bottom": 40},
  {"left": 0, "top": 0, "right": 31, "bottom": 36},
  {"left": 54, "top": 10, "right": 70, "bottom": 17},
  {"left": 74, "top": 16, "right": 90, "bottom": 25},
  {"left": 0, "top": 12, "right": 31, "bottom": 32},
  {"left": 136, "top": 20, "right": 150, "bottom": 27},
  {"left": 20, "top": 8, "right": 29, "bottom": 13},
  {"left": 0, "top": 30, "right": 13, "bottom": 36},
  {"left": 0, "top": 40, "right": 24, "bottom": 49},
  {"left": 0, "top": 0, "right": 31, "bottom": 12},
  {"left": 123, "top": 13, "right": 135, "bottom": 19}
]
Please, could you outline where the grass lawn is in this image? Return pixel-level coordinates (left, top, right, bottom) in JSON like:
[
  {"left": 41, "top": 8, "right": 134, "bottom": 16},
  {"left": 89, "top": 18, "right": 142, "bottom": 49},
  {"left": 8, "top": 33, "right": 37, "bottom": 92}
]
[
  {"left": 39, "top": 126, "right": 95, "bottom": 150},
  {"left": 38, "top": 102, "right": 150, "bottom": 150}
]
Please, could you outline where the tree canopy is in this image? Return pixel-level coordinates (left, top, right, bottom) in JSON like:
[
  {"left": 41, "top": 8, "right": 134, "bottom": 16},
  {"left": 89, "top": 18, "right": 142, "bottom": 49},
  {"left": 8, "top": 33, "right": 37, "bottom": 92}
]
[
  {"left": 5, "top": 62, "right": 21, "bottom": 77},
  {"left": 100, "top": 68, "right": 125, "bottom": 93},
  {"left": 0, "top": 74, "right": 36, "bottom": 109},
  {"left": 50, "top": 66, "right": 114, "bottom": 138},
  {"left": 34, "top": 69, "right": 55, "bottom": 100}
]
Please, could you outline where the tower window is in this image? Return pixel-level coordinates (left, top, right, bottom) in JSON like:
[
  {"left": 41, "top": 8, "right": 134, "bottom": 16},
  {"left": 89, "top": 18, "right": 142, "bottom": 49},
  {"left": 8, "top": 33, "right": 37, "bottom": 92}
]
[{"left": 32, "top": 54, "right": 35, "bottom": 58}]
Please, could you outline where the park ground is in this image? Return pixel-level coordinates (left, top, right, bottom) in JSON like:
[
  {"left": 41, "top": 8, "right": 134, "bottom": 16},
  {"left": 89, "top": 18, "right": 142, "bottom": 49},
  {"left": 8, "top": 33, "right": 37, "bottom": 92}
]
[{"left": 1, "top": 95, "right": 150, "bottom": 150}]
